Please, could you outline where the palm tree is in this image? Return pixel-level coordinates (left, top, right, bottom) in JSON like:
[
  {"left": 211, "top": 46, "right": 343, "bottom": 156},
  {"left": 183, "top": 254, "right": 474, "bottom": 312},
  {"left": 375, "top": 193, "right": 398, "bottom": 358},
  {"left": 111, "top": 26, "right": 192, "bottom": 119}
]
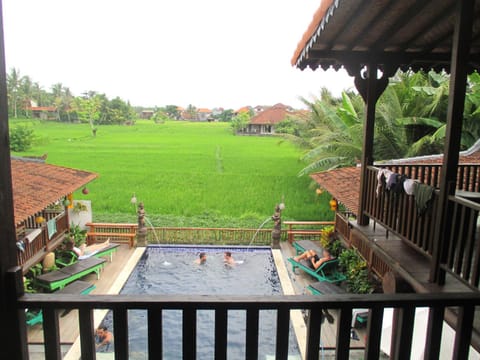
[
  {"left": 297, "top": 90, "right": 365, "bottom": 176},
  {"left": 7, "top": 68, "right": 23, "bottom": 118}
]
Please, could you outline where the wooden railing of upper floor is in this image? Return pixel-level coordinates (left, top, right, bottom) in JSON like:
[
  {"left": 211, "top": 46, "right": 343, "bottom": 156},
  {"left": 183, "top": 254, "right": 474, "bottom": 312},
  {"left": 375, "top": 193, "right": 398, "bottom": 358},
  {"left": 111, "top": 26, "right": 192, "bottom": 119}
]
[
  {"left": 359, "top": 165, "right": 480, "bottom": 290},
  {"left": 16, "top": 210, "right": 68, "bottom": 273},
  {"left": 379, "top": 163, "right": 480, "bottom": 192},
  {"left": 10, "top": 266, "right": 480, "bottom": 360}
]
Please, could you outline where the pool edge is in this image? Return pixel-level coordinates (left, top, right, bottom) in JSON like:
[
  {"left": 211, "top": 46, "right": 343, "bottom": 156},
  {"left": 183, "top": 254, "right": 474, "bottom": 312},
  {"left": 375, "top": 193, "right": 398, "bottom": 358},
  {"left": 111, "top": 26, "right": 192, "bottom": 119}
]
[
  {"left": 64, "top": 246, "right": 147, "bottom": 360},
  {"left": 272, "top": 248, "right": 307, "bottom": 360}
]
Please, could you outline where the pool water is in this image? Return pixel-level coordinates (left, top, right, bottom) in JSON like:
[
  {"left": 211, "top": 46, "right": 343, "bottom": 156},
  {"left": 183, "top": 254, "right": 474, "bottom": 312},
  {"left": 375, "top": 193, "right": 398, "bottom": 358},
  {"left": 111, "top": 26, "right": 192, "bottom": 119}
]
[{"left": 102, "top": 245, "right": 300, "bottom": 359}]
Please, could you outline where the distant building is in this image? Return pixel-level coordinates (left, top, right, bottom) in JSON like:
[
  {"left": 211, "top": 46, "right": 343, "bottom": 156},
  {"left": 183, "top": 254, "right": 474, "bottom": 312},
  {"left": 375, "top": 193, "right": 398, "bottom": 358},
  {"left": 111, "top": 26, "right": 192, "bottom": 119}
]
[
  {"left": 244, "top": 103, "right": 294, "bottom": 135},
  {"left": 28, "top": 106, "right": 57, "bottom": 120},
  {"left": 196, "top": 108, "right": 212, "bottom": 121},
  {"left": 141, "top": 110, "right": 154, "bottom": 119}
]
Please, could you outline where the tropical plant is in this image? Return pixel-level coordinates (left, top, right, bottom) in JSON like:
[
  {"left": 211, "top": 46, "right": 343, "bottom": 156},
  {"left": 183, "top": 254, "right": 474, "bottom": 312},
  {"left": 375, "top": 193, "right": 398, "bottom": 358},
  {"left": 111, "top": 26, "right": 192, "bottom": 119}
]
[
  {"left": 338, "top": 248, "right": 374, "bottom": 294},
  {"left": 297, "top": 90, "right": 365, "bottom": 175},
  {"left": 9, "top": 125, "right": 35, "bottom": 152},
  {"left": 68, "top": 223, "right": 87, "bottom": 246},
  {"left": 230, "top": 111, "right": 250, "bottom": 134}
]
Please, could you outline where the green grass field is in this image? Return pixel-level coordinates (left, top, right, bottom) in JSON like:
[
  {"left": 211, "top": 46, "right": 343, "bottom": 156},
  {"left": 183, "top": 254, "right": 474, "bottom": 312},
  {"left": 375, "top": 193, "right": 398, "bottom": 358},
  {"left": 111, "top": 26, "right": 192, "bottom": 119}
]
[{"left": 11, "top": 119, "right": 334, "bottom": 227}]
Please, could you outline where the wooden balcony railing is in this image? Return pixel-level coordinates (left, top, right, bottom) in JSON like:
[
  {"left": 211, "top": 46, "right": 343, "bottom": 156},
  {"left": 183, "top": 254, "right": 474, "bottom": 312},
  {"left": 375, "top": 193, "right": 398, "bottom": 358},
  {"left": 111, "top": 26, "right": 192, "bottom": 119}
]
[
  {"left": 379, "top": 163, "right": 480, "bottom": 192},
  {"left": 16, "top": 211, "right": 69, "bottom": 272},
  {"left": 363, "top": 166, "right": 480, "bottom": 289},
  {"left": 10, "top": 265, "right": 480, "bottom": 360},
  {"left": 441, "top": 194, "right": 480, "bottom": 289}
]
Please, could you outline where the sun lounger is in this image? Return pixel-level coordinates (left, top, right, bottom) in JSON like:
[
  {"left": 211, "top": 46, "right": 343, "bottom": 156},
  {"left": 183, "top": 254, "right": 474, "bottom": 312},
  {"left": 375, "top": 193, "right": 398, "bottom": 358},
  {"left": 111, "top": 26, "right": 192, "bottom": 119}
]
[
  {"left": 56, "top": 243, "right": 120, "bottom": 267},
  {"left": 307, "top": 281, "right": 346, "bottom": 295},
  {"left": 26, "top": 280, "right": 96, "bottom": 325},
  {"left": 35, "top": 257, "right": 106, "bottom": 292},
  {"left": 287, "top": 257, "right": 346, "bottom": 284},
  {"left": 307, "top": 281, "right": 368, "bottom": 328},
  {"left": 292, "top": 239, "right": 323, "bottom": 256},
  {"left": 25, "top": 309, "right": 43, "bottom": 326}
]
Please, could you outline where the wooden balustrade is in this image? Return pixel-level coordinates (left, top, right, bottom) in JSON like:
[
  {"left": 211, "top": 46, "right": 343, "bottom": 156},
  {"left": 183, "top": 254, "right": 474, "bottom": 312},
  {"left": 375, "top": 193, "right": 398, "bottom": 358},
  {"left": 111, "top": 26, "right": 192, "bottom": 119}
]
[
  {"left": 283, "top": 221, "right": 334, "bottom": 245},
  {"left": 362, "top": 166, "right": 480, "bottom": 289},
  {"left": 379, "top": 163, "right": 480, "bottom": 192},
  {"left": 16, "top": 211, "right": 69, "bottom": 272},
  {"left": 11, "top": 260, "right": 480, "bottom": 360},
  {"left": 441, "top": 194, "right": 480, "bottom": 289}
]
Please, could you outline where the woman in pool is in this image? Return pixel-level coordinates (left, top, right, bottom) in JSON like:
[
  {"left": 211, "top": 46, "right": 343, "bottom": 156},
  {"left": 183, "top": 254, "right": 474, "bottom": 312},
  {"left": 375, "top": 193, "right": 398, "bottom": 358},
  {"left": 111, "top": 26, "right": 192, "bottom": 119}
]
[{"left": 294, "top": 248, "right": 332, "bottom": 270}]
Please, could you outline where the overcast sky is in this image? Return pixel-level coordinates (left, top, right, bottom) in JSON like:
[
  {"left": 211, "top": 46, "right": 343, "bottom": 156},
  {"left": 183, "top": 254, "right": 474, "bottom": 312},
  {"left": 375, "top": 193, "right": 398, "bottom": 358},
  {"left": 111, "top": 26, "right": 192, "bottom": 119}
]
[{"left": 2, "top": 0, "right": 354, "bottom": 110}]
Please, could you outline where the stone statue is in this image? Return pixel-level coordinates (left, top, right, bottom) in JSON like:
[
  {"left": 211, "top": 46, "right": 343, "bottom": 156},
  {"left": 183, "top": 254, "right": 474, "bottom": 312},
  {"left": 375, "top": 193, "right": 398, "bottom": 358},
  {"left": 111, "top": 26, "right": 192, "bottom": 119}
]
[
  {"left": 271, "top": 204, "right": 282, "bottom": 249},
  {"left": 136, "top": 202, "right": 147, "bottom": 246}
]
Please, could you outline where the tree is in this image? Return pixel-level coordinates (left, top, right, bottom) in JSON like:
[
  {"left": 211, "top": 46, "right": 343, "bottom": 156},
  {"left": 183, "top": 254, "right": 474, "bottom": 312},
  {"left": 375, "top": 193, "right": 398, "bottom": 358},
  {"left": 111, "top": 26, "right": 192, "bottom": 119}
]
[
  {"left": 72, "top": 92, "right": 103, "bottom": 136},
  {"left": 230, "top": 112, "right": 250, "bottom": 134},
  {"left": 164, "top": 105, "right": 180, "bottom": 120},
  {"left": 9, "top": 126, "right": 34, "bottom": 152},
  {"left": 7, "top": 68, "right": 23, "bottom": 118}
]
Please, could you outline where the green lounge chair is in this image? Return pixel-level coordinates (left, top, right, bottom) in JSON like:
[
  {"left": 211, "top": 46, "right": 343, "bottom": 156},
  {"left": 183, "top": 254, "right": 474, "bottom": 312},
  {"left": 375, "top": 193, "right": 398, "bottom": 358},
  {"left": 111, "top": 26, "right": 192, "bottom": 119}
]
[
  {"left": 35, "top": 257, "right": 106, "bottom": 292},
  {"left": 26, "top": 280, "right": 95, "bottom": 325},
  {"left": 287, "top": 257, "right": 346, "bottom": 284},
  {"left": 56, "top": 243, "right": 120, "bottom": 267},
  {"left": 25, "top": 309, "right": 43, "bottom": 326},
  {"left": 292, "top": 240, "right": 323, "bottom": 256},
  {"left": 306, "top": 281, "right": 368, "bottom": 328}
]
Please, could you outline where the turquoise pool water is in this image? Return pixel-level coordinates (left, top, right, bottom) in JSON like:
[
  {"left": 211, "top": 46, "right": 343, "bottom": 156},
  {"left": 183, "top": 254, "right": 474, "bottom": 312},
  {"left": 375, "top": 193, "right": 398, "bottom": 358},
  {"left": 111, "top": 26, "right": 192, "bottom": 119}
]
[{"left": 102, "top": 245, "right": 300, "bottom": 359}]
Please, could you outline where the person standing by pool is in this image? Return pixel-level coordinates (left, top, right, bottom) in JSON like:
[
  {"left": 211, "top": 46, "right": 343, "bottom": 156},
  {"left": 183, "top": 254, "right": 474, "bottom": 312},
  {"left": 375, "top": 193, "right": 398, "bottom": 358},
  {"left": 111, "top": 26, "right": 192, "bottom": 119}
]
[
  {"left": 95, "top": 326, "right": 114, "bottom": 352},
  {"left": 224, "top": 251, "right": 235, "bottom": 266},
  {"left": 195, "top": 252, "right": 207, "bottom": 264}
]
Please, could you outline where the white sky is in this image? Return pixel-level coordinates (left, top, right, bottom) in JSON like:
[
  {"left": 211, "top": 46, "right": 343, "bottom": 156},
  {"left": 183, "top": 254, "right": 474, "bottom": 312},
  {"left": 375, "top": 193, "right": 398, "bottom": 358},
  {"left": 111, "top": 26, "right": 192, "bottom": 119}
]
[{"left": 2, "top": 0, "right": 354, "bottom": 110}]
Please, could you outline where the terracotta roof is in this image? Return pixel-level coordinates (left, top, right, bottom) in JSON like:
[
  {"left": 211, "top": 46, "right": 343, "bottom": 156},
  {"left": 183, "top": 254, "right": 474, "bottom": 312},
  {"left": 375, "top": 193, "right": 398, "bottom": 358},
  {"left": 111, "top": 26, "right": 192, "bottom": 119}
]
[
  {"left": 197, "top": 108, "right": 211, "bottom": 113},
  {"left": 311, "top": 142, "right": 480, "bottom": 214},
  {"left": 311, "top": 166, "right": 361, "bottom": 215},
  {"left": 12, "top": 158, "right": 97, "bottom": 224},
  {"left": 249, "top": 103, "right": 293, "bottom": 125},
  {"left": 292, "top": 0, "right": 480, "bottom": 74},
  {"left": 235, "top": 106, "right": 251, "bottom": 114}
]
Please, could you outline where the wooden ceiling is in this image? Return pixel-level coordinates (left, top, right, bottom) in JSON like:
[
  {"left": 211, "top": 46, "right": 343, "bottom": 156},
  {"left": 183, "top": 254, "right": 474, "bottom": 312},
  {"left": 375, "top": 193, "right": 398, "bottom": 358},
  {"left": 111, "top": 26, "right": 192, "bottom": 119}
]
[{"left": 292, "top": 0, "right": 480, "bottom": 74}]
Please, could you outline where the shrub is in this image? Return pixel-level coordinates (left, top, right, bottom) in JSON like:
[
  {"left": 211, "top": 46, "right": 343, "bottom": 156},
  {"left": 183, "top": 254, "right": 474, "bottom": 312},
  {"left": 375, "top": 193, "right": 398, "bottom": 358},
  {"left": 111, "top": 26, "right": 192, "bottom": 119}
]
[
  {"left": 320, "top": 226, "right": 344, "bottom": 257},
  {"left": 69, "top": 223, "right": 87, "bottom": 246},
  {"left": 338, "top": 248, "right": 374, "bottom": 294},
  {"left": 9, "top": 125, "right": 35, "bottom": 152}
]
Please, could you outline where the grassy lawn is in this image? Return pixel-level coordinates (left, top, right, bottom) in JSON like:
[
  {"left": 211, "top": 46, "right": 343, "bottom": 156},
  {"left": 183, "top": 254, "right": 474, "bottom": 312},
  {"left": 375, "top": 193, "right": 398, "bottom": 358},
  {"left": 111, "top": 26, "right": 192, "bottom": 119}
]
[{"left": 12, "top": 119, "right": 334, "bottom": 227}]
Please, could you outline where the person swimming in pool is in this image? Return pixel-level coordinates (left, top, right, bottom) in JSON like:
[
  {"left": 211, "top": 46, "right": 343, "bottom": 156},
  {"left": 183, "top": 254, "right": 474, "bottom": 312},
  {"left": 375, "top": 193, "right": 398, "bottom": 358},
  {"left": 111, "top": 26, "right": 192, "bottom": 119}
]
[
  {"left": 294, "top": 248, "right": 332, "bottom": 270},
  {"left": 195, "top": 252, "right": 207, "bottom": 264},
  {"left": 95, "top": 325, "right": 114, "bottom": 352},
  {"left": 224, "top": 251, "right": 235, "bottom": 266}
]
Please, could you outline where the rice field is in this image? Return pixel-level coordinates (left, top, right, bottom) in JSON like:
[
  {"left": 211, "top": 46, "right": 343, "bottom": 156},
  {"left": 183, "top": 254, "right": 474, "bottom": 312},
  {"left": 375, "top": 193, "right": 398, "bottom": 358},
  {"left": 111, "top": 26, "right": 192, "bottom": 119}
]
[{"left": 11, "top": 119, "right": 334, "bottom": 227}]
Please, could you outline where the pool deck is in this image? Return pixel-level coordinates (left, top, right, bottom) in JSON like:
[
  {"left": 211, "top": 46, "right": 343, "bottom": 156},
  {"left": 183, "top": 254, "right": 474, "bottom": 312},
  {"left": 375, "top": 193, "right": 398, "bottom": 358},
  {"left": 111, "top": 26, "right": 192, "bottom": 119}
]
[{"left": 27, "top": 242, "right": 366, "bottom": 359}]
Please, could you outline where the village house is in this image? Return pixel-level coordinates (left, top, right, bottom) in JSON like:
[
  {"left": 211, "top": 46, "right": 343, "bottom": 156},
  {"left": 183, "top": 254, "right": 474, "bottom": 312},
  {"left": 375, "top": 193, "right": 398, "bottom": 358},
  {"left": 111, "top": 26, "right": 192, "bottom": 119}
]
[{"left": 244, "top": 103, "right": 294, "bottom": 135}]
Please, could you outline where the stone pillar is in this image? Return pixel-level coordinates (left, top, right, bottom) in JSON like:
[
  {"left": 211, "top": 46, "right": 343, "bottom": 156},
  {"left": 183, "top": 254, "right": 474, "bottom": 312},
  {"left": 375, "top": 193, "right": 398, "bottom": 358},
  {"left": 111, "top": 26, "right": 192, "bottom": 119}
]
[
  {"left": 271, "top": 204, "right": 282, "bottom": 249},
  {"left": 136, "top": 202, "right": 147, "bottom": 247}
]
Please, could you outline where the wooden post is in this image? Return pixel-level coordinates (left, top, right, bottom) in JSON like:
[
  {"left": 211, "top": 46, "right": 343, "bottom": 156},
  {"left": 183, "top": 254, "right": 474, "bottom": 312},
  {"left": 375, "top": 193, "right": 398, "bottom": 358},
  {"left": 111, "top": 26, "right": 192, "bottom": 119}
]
[
  {"left": 430, "top": 0, "right": 475, "bottom": 284},
  {"left": 0, "top": 0, "right": 29, "bottom": 357}
]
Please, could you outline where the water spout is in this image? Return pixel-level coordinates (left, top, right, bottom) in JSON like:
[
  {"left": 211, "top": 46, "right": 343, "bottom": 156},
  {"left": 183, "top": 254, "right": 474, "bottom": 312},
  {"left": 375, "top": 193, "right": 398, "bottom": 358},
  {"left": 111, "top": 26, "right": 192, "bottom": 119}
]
[{"left": 144, "top": 216, "right": 171, "bottom": 266}]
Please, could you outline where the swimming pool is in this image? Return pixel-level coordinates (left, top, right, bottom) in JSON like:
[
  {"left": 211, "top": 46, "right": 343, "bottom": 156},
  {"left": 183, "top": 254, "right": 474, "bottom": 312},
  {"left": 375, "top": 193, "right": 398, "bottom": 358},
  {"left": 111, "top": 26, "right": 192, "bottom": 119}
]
[{"left": 101, "top": 245, "right": 301, "bottom": 359}]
